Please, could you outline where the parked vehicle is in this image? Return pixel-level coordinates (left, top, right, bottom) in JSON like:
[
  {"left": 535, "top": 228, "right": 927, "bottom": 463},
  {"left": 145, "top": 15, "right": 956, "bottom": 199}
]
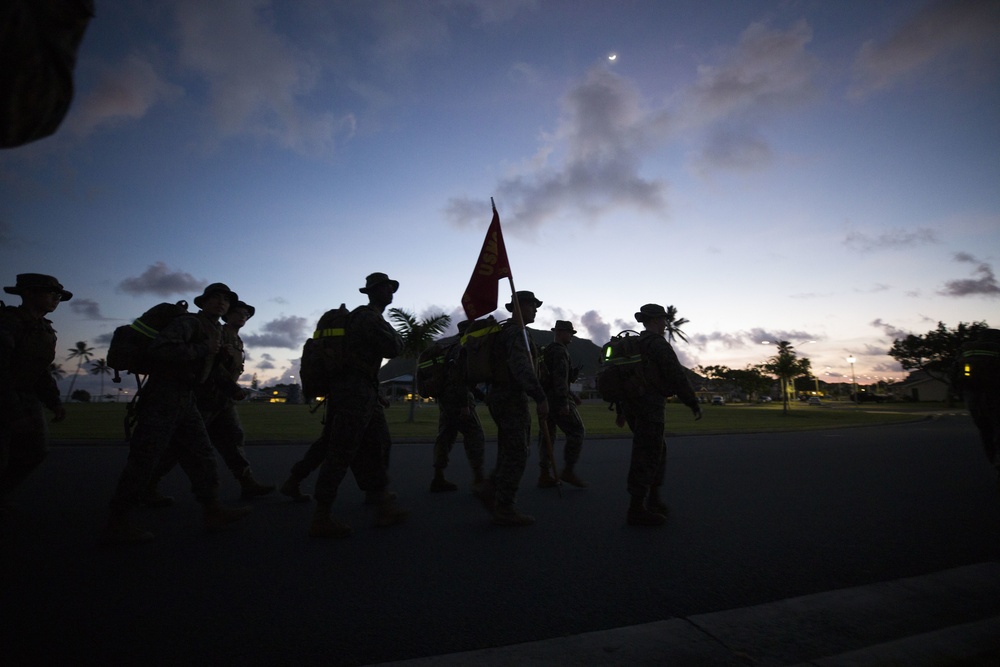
[
  {"left": 807, "top": 396, "right": 822, "bottom": 406},
  {"left": 711, "top": 396, "right": 725, "bottom": 406}
]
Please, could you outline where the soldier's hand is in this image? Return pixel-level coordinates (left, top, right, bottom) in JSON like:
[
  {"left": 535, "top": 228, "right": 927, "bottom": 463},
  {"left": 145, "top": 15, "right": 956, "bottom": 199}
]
[
  {"left": 51, "top": 404, "right": 67, "bottom": 423},
  {"left": 536, "top": 398, "right": 549, "bottom": 419},
  {"left": 378, "top": 395, "right": 390, "bottom": 408},
  {"left": 691, "top": 406, "right": 702, "bottom": 421},
  {"left": 615, "top": 413, "right": 626, "bottom": 428},
  {"left": 208, "top": 336, "right": 222, "bottom": 355}
]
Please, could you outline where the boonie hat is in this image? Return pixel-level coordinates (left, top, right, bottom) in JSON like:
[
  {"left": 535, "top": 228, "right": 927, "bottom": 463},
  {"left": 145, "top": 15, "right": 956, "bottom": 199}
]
[
  {"left": 551, "top": 320, "right": 577, "bottom": 334},
  {"left": 4, "top": 273, "right": 73, "bottom": 301},
  {"left": 635, "top": 303, "right": 669, "bottom": 322},
  {"left": 194, "top": 283, "right": 238, "bottom": 308},
  {"left": 504, "top": 290, "right": 542, "bottom": 312},
  {"left": 360, "top": 272, "right": 399, "bottom": 294}
]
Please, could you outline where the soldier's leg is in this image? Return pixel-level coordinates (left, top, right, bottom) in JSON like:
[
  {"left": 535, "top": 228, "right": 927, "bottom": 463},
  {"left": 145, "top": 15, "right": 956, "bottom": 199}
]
[
  {"left": 490, "top": 395, "right": 531, "bottom": 509},
  {"left": 280, "top": 434, "right": 325, "bottom": 502},
  {"left": 103, "top": 386, "right": 185, "bottom": 543},
  {"left": 626, "top": 417, "right": 667, "bottom": 526},
  {"left": 0, "top": 397, "right": 47, "bottom": 498},
  {"left": 432, "top": 407, "right": 459, "bottom": 470},
  {"left": 458, "top": 408, "right": 486, "bottom": 476},
  {"left": 557, "top": 403, "right": 587, "bottom": 487},
  {"left": 208, "top": 403, "right": 274, "bottom": 497}
]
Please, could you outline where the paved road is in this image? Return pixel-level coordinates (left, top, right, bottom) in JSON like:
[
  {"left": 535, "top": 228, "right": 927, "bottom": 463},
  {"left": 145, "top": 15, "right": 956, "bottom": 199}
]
[{"left": 3, "top": 415, "right": 999, "bottom": 665}]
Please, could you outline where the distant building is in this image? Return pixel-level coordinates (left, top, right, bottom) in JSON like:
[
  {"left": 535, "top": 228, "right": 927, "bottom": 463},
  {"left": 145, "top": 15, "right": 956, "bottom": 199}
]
[{"left": 894, "top": 370, "right": 951, "bottom": 402}]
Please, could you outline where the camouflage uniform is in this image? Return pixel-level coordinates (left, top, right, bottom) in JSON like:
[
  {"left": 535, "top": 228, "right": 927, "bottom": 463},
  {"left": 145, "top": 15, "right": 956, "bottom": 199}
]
[
  {"left": 619, "top": 330, "right": 699, "bottom": 508},
  {"left": 537, "top": 340, "right": 585, "bottom": 479},
  {"left": 152, "top": 325, "right": 246, "bottom": 470},
  {"left": 312, "top": 303, "right": 403, "bottom": 507},
  {"left": 109, "top": 312, "right": 224, "bottom": 510},
  {"left": 953, "top": 330, "right": 1000, "bottom": 480},
  {"left": 0, "top": 304, "right": 61, "bottom": 500},
  {"left": 432, "top": 355, "right": 486, "bottom": 481},
  {"left": 487, "top": 319, "right": 546, "bottom": 509}
]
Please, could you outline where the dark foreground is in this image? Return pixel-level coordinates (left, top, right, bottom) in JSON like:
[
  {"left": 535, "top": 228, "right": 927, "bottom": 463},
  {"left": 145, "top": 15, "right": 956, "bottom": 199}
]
[{"left": 3, "top": 415, "right": 999, "bottom": 665}]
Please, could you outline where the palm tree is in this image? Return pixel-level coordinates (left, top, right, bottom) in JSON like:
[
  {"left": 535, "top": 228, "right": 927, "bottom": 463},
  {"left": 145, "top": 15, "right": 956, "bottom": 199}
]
[
  {"left": 49, "top": 363, "right": 66, "bottom": 381},
  {"left": 65, "top": 340, "right": 94, "bottom": 401},
  {"left": 762, "top": 341, "right": 812, "bottom": 414},
  {"left": 90, "top": 358, "right": 111, "bottom": 402},
  {"left": 663, "top": 305, "right": 690, "bottom": 344},
  {"left": 388, "top": 308, "right": 452, "bottom": 423}
]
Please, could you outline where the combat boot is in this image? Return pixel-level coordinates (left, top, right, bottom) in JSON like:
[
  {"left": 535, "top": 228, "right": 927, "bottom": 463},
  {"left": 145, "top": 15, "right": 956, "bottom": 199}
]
[
  {"left": 100, "top": 508, "right": 154, "bottom": 545},
  {"left": 203, "top": 501, "right": 252, "bottom": 532},
  {"left": 364, "top": 489, "right": 397, "bottom": 506},
  {"left": 140, "top": 481, "right": 174, "bottom": 508},
  {"left": 561, "top": 467, "right": 588, "bottom": 488},
  {"left": 646, "top": 486, "right": 669, "bottom": 516},
  {"left": 310, "top": 503, "right": 352, "bottom": 538},
  {"left": 492, "top": 503, "right": 534, "bottom": 526},
  {"left": 279, "top": 475, "right": 311, "bottom": 503},
  {"left": 470, "top": 467, "right": 486, "bottom": 494},
  {"left": 239, "top": 469, "right": 276, "bottom": 499},
  {"left": 474, "top": 478, "right": 496, "bottom": 511},
  {"left": 374, "top": 495, "right": 410, "bottom": 527},
  {"left": 429, "top": 469, "right": 458, "bottom": 493},
  {"left": 627, "top": 496, "right": 666, "bottom": 527},
  {"left": 537, "top": 468, "right": 558, "bottom": 488}
]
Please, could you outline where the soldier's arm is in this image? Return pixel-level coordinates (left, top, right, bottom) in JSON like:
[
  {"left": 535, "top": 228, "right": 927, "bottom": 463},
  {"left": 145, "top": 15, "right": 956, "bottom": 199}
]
[
  {"left": 650, "top": 337, "right": 700, "bottom": 411},
  {"left": 358, "top": 308, "right": 404, "bottom": 360},
  {"left": 549, "top": 346, "right": 572, "bottom": 408},
  {"left": 0, "top": 318, "right": 19, "bottom": 408},
  {"left": 505, "top": 331, "right": 546, "bottom": 404}
]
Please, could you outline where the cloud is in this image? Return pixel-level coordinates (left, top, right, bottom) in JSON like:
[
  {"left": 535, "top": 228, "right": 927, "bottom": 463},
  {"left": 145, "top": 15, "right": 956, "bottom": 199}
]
[
  {"left": 579, "top": 310, "right": 611, "bottom": 345},
  {"left": 850, "top": 0, "right": 1000, "bottom": 98},
  {"left": 256, "top": 352, "right": 276, "bottom": 370},
  {"left": 870, "top": 318, "right": 910, "bottom": 340},
  {"left": 472, "top": 66, "right": 668, "bottom": 236},
  {"left": 687, "top": 327, "right": 821, "bottom": 352},
  {"left": 938, "top": 252, "right": 1000, "bottom": 297},
  {"left": 118, "top": 262, "right": 205, "bottom": 297},
  {"left": 68, "top": 55, "right": 184, "bottom": 137},
  {"left": 686, "top": 20, "right": 818, "bottom": 125},
  {"left": 242, "top": 315, "right": 309, "bottom": 349},
  {"left": 843, "top": 227, "right": 939, "bottom": 252},
  {"left": 446, "top": 20, "right": 818, "bottom": 234},
  {"left": 69, "top": 298, "right": 107, "bottom": 320},
  {"left": 173, "top": 0, "right": 355, "bottom": 154}
]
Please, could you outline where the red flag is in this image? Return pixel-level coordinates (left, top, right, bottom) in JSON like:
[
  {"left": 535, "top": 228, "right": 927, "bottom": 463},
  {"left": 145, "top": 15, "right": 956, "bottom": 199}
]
[{"left": 461, "top": 204, "right": 511, "bottom": 320}]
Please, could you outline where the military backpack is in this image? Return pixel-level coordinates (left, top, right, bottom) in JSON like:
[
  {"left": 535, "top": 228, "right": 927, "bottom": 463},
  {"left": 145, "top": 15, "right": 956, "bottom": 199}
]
[
  {"left": 596, "top": 330, "right": 650, "bottom": 403},
  {"left": 957, "top": 341, "right": 1000, "bottom": 392},
  {"left": 416, "top": 338, "right": 462, "bottom": 399},
  {"left": 300, "top": 304, "right": 351, "bottom": 401},
  {"left": 461, "top": 315, "right": 503, "bottom": 385},
  {"left": 107, "top": 300, "right": 189, "bottom": 383}
]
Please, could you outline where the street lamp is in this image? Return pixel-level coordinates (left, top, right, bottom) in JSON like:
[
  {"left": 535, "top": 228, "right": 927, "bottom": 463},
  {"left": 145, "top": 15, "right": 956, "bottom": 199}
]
[{"left": 846, "top": 355, "right": 857, "bottom": 404}]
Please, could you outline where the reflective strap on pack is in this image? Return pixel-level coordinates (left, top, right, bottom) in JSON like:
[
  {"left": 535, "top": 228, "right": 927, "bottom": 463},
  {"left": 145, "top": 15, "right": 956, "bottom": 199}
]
[
  {"left": 130, "top": 318, "right": 158, "bottom": 339},
  {"left": 460, "top": 324, "right": 499, "bottom": 346},
  {"left": 313, "top": 327, "right": 345, "bottom": 339}
]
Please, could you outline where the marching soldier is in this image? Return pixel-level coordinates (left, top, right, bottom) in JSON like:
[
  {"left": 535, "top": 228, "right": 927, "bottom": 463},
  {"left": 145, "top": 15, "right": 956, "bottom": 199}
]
[
  {"left": 0, "top": 274, "right": 69, "bottom": 509},
  {"left": 616, "top": 303, "right": 701, "bottom": 526},
  {"left": 479, "top": 290, "right": 549, "bottom": 526},
  {"left": 307, "top": 272, "right": 408, "bottom": 538},
  {"left": 430, "top": 320, "right": 487, "bottom": 493},
  {"left": 537, "top": 320, "right": 587, "bottom": 489},
  {"left": 143, "top": 299, "right": 274, "bottom": 505},
  {"left": 101, "top": 283, "right": 252, "bottom": 544}
]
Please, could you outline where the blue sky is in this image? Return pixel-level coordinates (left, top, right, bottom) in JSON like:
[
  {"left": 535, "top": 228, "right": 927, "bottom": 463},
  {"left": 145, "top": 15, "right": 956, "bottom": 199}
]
[{"left": 2, "top": 0, "right": 998, "bottom": 397}]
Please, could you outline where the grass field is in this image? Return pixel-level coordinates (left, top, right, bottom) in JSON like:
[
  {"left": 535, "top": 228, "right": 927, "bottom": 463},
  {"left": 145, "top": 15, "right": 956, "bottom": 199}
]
[{"left": 48, "top": 399, "right": 948, "bottom": 443}]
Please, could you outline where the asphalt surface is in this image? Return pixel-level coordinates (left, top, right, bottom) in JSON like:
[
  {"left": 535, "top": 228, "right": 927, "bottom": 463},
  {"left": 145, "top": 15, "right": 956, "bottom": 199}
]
[{"left": 3, "top": 413, "right": 999, "bottom": 665}]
